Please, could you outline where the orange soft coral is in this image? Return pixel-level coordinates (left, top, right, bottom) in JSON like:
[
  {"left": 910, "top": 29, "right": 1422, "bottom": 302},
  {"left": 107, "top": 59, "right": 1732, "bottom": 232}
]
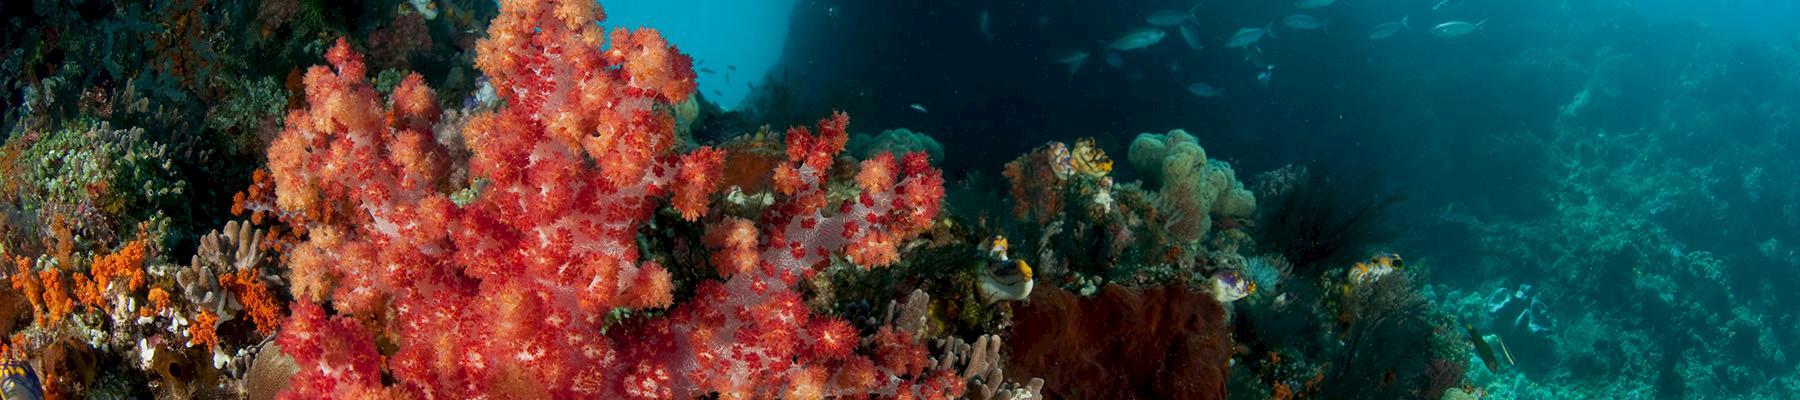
[
  {"left": 142, "top": 287, "right": 171, "bottom": 317},
  {"left": 220, "top": 269, "right": 283, "bottom": 334},
  {"left": 189, "top": 310, "right": 219, "bottom": 351},
  {"left": 80, "top": 240, "right": 148, "bottom": 310},
  {"left": 9, "top": 256, "right": 42, "bottom": 319},
  {"left": 37, "top": 269, "right": 73, "bottom": 326}
]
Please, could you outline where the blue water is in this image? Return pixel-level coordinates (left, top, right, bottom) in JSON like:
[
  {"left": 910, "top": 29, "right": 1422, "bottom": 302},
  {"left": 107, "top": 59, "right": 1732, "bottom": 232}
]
[{"left": 633, "top": 0, "right": 1800, "bottom": 398}]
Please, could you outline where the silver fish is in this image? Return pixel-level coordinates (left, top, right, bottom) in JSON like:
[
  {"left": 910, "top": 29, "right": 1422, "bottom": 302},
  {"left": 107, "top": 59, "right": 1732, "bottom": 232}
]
[
  {"left": 1109, "top": 27, "right": 1167, "bottom": 51},
  {"left": 1433, "top": 0, "right": 1466, "bottom": 12},
  {"left": 1293, "top": 0, "right": 1339, "bottom": 9},
  {"left": 1147, "top": 4, "right": 1199, "bottom": 27},
  {"left": 1179, "top": 22, "right": 1205, "bottom": 51},
  {"left": 1188, "top": 82, "right": 1225, "bottom": 98},
  {"left": 1430, "top": 19, "right": 1486, "bottom": 38},
  {"left": 1368, "top": 15, "right": 1410, "bottom": 40},
  {"left": 1225, "top": 23, "right": 1274, "bottom": 48},
  {"left": 1283, "top": 14, "right": 1327, "bottom": 30},
  {"left": 1050, "top": 46, "right": 1091, "bottom": 76},
  {"left": 910, "top": 103, "right": 929, "bottom": 113}
]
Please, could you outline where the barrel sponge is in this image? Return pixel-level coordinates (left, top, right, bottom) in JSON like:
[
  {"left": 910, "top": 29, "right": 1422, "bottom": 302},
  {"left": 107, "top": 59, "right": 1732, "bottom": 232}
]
[{"left": 1129, "top": 129, "right": 1256, "bottom": 243}]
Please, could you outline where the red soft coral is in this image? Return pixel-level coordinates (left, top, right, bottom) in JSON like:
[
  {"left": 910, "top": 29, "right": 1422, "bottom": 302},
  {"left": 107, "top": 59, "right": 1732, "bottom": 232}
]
[{"left": 262, "top": 0, "right": 951, "bottom": 397}]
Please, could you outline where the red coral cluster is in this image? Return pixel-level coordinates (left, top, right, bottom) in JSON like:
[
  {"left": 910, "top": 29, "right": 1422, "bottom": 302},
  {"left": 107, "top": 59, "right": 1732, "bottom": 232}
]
[{"left": 264, "top": 0, "right": 950, "bottom": 397}]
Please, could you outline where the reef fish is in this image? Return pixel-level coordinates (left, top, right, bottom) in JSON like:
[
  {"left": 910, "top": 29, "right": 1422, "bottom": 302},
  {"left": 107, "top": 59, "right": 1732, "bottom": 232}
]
[
  {"left": 1282, "top": 14, "right": 1328, "bottom": 31},
  {"left": 407, "top": 0, "right": 438, "bottom": 20},
  {"left": 1, "top": 359, "right": 44, "bottom": 400},
  {"left": 978, "top": 235, "right": 1034, "bottom": 303},
  {"left": 1293, "top": 0, "right": 1340, "bottom": 9},
  {"left": 1430, "top": 20, "right": 1487, "bottom": 38},
  {"left": 1188, "top": 82, "right": 1225, "bottom": 98},
  {"left": 1210, "top": 268, "right": 1257, "bottom": 303},
  {"left": 1225, "top": 24, "right": 1275, "bottom": 48},
  {"left": 1368, "top": 15, "right": 1411, "bottom": 40},
  {"left": 1109, "top": 27, "right": 1167, "bottom": 51},
  {"left": 1467, "top": 324, "right": 1516, "bottom": 372},
  {"left": 1347, "top": 252, "right": 1404, "bottom": 284},
  {"left": 1050, "top": 46, "right": 1091, "bottom": 76}
]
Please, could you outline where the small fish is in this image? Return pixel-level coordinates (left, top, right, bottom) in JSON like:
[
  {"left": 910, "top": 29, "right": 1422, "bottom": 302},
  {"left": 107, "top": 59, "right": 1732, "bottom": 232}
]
[
  {"left": 1210, "top": 269, "right": 1256, "bottom": 303},
  {"left": 1467, "top": 325, "right": 1516, "bottom": 372},
  {"left": 1050, "top": 46, "right": 1091, "bottom": 76},
  {"left": 1104, "top": 51, "right": 1124, "bottom": 67},
  {"left": 1368, "top": 15, "right": 1410, "bottom": 40},
  {"left": 1430, "top": 19, "right": 1487, "bottom": 38},
  {"left": 1433, "top": 0, "right": 1466, "bottom": 12},
  {"left": 1188, "top": 82, "right": 1225, "bottom": 98},
  {"left": 1179, "top": 22, "right": 1205, "bottom": 51},
  {"left": 700, "top": 68, "right": 716, "bottom": 74},
  {"left": 712, "top": 89, "right": 723, "bottom": 97},
  {"left": 727, "top": 65, "right": 737, "bottom": 71},
  {"left": 910, "top": 103, "right": 929, "bottom": 113},
  {"left": 1109, "top": 27, "right": 1167, "bottom": 51},
  {"left": 1146, "top": 4, "right": 1200, "bottom": 27},
  {"left": 1293, "top": 0, "right": 1340, "bottom": 9},
  {"left": 1257, "top": 65, "right": 1276, "bottom": 87},
  {"left": 982, "top": 235, "right": 1011, "bottom": 260},
  {"left": 978, "top": 235, "right": 1034, "bottom": 303},
  {"left": 1, "top": 359, "right": 44, "bottom": 400},
  {"left": 1282, "top": 14, "right": 1328, "bottom": 31},
  {"left": 980, "top": 11, "right": 993, "bottom": 41},
  {"left": 1347, "top": 252, "right": 1403, "bottom": 283},
  {"left": 407, "top": 0, "right": 439, "bottom": 20},
  {"left": 1225, "top": 24, "right": 1273, "bottom": 48}
]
